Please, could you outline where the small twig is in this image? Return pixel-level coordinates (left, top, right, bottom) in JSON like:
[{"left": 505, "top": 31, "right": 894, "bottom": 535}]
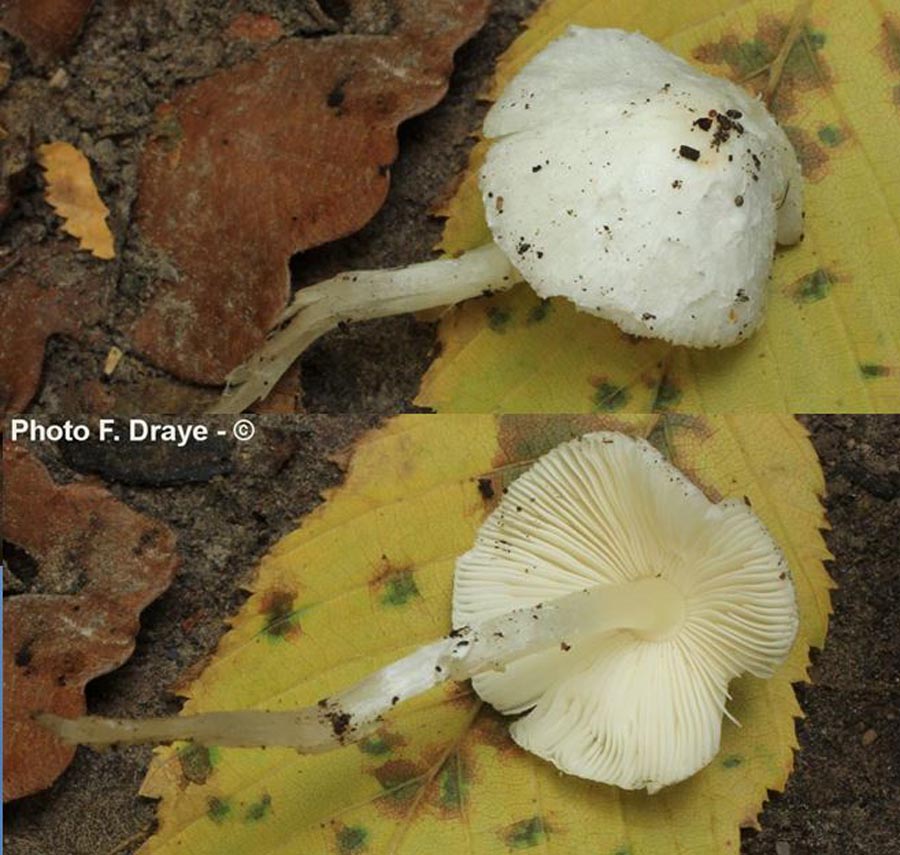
[
  {"left": 738, "top": 63, "right": 772, "bottom": 83},
  {"left": 106, "top": 824, "right": 154, "bottom": 855},
  {"left": 764, "top": 0, "right": 814, "bottom": 105}
]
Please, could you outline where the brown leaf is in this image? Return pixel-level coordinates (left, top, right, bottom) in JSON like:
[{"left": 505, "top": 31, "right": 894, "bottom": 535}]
[
  {"left": 0, "top": 244, "right": 110, "bottom": 415},
  {"left": 38, "top": 141, "right": 115, "bottom": 259},
  {"left": 2, "top": 443, "right": 180, "bottom": 801},
  {"left": 130, "top": 0, "right": 490, "bottom": 385},
  {"left": 224, "top": 12, "right": 285, "bottom": 44},
  {"left": 0, "top": 0, "right": 94, "bottom": 62}
]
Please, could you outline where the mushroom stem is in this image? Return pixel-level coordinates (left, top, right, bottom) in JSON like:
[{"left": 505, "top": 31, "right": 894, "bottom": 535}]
[
  {"left": 39, "top": 578, "right": 683, "bottom": 753},
  {"left": 209, "top": 243, "right": 521, "bottom": 414}
]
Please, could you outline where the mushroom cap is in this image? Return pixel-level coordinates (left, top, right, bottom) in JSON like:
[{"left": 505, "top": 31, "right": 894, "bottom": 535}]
[
  {"left": 479, "top": 27, "right": 803, "bottom": 348},
  {"left": 453, "top": 431, "right": 798, "bottom": 793}
]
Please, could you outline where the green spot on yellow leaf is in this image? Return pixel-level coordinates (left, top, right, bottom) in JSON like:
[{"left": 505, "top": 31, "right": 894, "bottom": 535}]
[
  {"left": 244, "top": 793, "right": 271, "bottom": 822},
  {"left": 817, "top": 124, "right": 843, "bottom": 146},
  {"left": 527, "top": 298, "right": 552, "bottom": 324},
  {"left": 806, "top": 29, "right": 826, "bottom": 50},
  {"left": 380, "top": 569, "right": 420, "bottom": 606},
  {"left": 793, "top": 268, "right": 834, "bottom": 303},
  {"left": 359, "top": 736, "right": 393, "bottom": 756},
  {"left": 594, "top": 382, "right": 630, "bottom": 411},
  {"left": 336, "top": 824, "right": 368, "bottom": 854},
  {"left": 260, "top": 589, "right": 301, "bottom": 640},
  {"left": 438, "top": 753, "right": 467, "bottom": 811},
  {"left": 504, "top": 815, "right": 550, "bottom": 850},
  {"left": 694, "top": 34, "right": 773, "bottom": 77},
  {"left": 860, "top": 363, "right": 890, "bottom": 378},
  {"left": 488, "top": 305, "right": 513, "bottom": 332},
  {"left": 207, "top": 796, "right": 230, "bottom": 824},
  {"left": 499, "top": 415, "right": 629, "bottom": 467},
  {"left": 782, "top": 26, "right": 825, "bottom": 79},
  {"left": 722, "top": 754, "right": 743, "bottom": 768},
  {"left": 652, "top": 378, "right": 682, "bottom": 411}
]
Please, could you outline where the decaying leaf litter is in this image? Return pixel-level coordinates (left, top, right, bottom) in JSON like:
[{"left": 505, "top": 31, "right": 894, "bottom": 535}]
[
  {"left": 0, "top": 0, "right": 496, "bottom": 414},
  {"left": 2, "top": 442, "right": 180, "bottom": 801},
  {"left": 5, "top": 0, "right": 898, "bottom": 415},
  {"left": 6, "top": 417, "right": 900, "bottom": 854},
  {"left": 2, "top": 416, "right": 377, "bottom": 847},
  {"left": 31, "top": 415, "right": 832, "bottom": 854}
]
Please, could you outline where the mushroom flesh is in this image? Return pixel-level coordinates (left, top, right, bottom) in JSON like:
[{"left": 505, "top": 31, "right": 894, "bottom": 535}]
[{"left": 41, "top": 431, "right": 798, "bottom": 793}]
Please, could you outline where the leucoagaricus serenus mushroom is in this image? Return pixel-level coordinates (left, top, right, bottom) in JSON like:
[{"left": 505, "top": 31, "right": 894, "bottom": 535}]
[
  {"left": 211, "top": 27, "right": 803, "bottom": 413},
  {"left": 41, "top": 431, "right": 799, "bottom": 793}
]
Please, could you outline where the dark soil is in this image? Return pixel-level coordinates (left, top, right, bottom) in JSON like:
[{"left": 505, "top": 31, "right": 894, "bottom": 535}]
[{"left": 3, "top": 415, "right": 900, "bottom": 855}]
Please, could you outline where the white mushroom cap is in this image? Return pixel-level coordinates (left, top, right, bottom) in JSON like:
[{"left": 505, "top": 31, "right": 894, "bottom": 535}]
[
  {"left": 453, "top": 431, "right": 798, "bottom": 793},
  {"left": 479, "top": 27, "right": 803, "bottom": 347}
]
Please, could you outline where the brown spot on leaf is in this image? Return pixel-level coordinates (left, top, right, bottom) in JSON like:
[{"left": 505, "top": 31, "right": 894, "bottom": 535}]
[
  {"left": 2, "top": 443, "right": 180, "bottom": 801},
  {"left": 178, "top": 744, "right": 216, "bottom": 786},
  {"left": 372, "top": 759, "right": 424, "bottom": 805},
  {"left": 784, "top": 126, "right": 829, "bottom": 182},
  {"left": 471, "top": 706, "right": 520, "bottom": 755},
  {"left": 369, "top": 558, "right": 420, "bottom": 607},
  {"left": 129, "top": 0, "right": 491, "bottom": 385},
  {"left": 693, "top": 17, "right": 831, "bottom": 120},
  {"left": 494, "top": 415, "right": 639, "bottom": 477},
  {"left": 501, "top": 814, "right": 553, "bottom": 849},
  {"left": 645, "top": 416, "right": 722, "bottom": 499},
  {"left": 258, "top": 588, "right": 301, "bottom": 639},
  {"left": 879, "top": 14, "right": 900, "bottom": 75}
]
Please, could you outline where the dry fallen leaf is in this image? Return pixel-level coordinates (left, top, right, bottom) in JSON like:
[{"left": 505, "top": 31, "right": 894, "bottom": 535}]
[
  {"left": 38, "top": 141, "right": 115, "bottom": 259},
  {"left": 0, "top": 0, "right": 94, "bottom": 62},
  {"left": 137, "top": 414, "right": 831, "bottom": 855},
  {"left": 2, "top": 443, "right": 180, "bottom": 801},
  {"left": 0, "top": 244, "right": 110, "bottom": 415},
  {"left": 129, "top": 0, "right": 490, "bottom": 385}
]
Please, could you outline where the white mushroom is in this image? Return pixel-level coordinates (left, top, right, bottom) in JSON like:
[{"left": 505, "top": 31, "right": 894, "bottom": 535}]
[
  {"left": 41, "top": 431, "right": 798, "bottom": 794},
  {"left": 212, "top": 27, "right": 803, "bottom": 412},
  {"left": 480, "top": 27, "right": 803, "bottom": 348},
  {"left": 453, "top": 431, "right": 799, "bottom": 791}
]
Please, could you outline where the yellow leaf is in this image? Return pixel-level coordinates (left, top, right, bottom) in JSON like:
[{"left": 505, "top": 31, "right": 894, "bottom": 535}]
[
  {"left": 417, "top": 0, "right": 900, "bottom": 413},
  {"left": 137, "top": 414, "right": 831, "bottom": 855},
  {"left": 38, "top": 141, "right": 115, "bottom": 259}
]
